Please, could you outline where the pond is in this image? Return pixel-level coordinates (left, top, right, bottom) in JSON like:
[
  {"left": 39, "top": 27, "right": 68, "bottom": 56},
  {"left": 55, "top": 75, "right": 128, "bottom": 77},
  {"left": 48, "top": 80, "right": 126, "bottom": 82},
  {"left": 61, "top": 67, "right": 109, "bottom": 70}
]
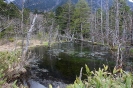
[{"left": 25, "top": 42, "right": 133, "bottom": 88}]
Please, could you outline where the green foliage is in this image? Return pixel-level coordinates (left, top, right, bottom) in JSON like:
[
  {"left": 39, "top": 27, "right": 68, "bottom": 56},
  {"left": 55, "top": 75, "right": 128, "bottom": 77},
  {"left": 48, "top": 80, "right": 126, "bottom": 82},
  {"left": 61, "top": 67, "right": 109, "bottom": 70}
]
[
  {"left": 43, "top": 11, "right": 55, "bottom": 26},
  {"left": 67, "top": 64, "right": 133, "bottom": 88},
  {"left": 129, "top": 48, "right": 133, "bottom": 55},
  {"left": 0, "top": 0, "right": 20, "bottom": 18},
  {"left": 43, "top": 42, "right": 48, "bottom": 46},
  {"left": 49, "top": 84, "right": 53, "bottom": 88},
  {"left": 8, "top": 37, "right": 14, "bottom": 42},
  {"left": 12, "top": 80, "right": 18, "bottom": 88},
  {"left": 0, "top": 51, "right": 21, "bottom": 86},
  {"left": 37, "top": 32, "right": 43, "bottom": 39},
  {"left": 23, "top": 8, "right": 30, "bottom": 24},
  {"left": 55, "top": 0, "right": 90, "bottom": 37},
  {"left": 0, "top": 26, "right": 14, "bottom": 39},
  {"left": 55, "top": 0, "right": 74, "bottom": 33}
]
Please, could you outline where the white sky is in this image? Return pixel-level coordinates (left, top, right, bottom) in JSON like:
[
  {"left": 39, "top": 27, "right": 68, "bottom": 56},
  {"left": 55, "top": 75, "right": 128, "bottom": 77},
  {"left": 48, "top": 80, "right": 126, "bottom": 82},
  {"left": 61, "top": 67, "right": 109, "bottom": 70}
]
[
  {"left": 6, "top": 0, "right": 15, "bottom": 3},
  {"left": 129, "top": 0, "right": 133, "bottom": 3}
]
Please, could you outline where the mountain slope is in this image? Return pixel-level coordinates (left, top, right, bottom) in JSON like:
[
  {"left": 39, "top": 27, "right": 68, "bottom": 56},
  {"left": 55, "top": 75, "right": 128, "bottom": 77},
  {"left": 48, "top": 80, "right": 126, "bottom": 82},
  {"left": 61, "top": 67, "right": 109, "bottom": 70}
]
[{"left": 12, "top": 0, "right": 133, "bottom": 12}]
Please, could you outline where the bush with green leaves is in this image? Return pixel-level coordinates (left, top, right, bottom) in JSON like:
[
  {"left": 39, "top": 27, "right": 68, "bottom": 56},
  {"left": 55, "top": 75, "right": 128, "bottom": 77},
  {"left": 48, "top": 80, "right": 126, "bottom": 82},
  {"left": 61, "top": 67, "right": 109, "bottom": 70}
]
[
  {"left": 67, "top": 64, "right": 133, "bottom": 88},
  {"left": 0, "top": 51, "right": 21, "bottom": 87},
  {"left": 0, "top": 0, "right": 20, "bottom": 18}
]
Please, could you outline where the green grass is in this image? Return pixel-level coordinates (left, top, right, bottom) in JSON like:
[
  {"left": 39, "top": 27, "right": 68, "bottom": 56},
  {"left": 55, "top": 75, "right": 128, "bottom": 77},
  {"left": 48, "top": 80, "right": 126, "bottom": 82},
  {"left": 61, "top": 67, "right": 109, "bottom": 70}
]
[{"left": 43, "top": 42, "right": 48, "bottom": 46}]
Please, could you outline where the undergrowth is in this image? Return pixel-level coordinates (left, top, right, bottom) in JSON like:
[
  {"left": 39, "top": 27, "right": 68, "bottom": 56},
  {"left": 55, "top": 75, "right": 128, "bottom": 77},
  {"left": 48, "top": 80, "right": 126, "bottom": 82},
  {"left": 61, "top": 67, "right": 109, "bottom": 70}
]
[
  {"left": 66, "top": 64, "right": 133, "bottom": 88},
  {"left": 0, "top": 50, "right": 21, "bottom": 87}
]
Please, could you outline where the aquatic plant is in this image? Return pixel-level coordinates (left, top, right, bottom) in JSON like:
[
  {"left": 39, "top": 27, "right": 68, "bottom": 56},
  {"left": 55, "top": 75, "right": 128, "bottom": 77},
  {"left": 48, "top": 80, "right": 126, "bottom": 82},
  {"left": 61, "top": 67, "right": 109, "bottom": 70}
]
[{"left": 67, "top": 64, "right": 133, "bottom": 88}]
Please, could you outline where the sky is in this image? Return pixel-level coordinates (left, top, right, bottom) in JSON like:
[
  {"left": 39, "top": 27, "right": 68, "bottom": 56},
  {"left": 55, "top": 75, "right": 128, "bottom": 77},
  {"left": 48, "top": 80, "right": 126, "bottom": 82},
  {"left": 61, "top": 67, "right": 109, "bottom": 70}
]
[
  {"left": 129, "top": 0, "right": 133, "bottom": 3},
  {"left": 6, "top": 0, "right": 15, "bottom": 3}
]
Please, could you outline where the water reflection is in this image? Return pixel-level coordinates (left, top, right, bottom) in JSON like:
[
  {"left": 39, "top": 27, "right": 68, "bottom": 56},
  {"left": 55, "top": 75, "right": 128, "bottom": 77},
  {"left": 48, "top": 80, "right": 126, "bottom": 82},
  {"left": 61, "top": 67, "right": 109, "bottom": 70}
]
[{"left": 27, "top": 42, "right": 133, "bottom": 86}]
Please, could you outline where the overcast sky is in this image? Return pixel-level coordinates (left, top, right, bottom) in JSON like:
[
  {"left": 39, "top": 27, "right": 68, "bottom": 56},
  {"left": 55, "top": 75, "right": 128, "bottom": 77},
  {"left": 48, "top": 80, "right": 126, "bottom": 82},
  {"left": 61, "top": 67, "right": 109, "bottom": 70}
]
[
  {"left": 129, "top": 0, "right": 133, "bottom": 3},
  {"left": 6, "top": 0, "right": 15, "bottom": 3}
]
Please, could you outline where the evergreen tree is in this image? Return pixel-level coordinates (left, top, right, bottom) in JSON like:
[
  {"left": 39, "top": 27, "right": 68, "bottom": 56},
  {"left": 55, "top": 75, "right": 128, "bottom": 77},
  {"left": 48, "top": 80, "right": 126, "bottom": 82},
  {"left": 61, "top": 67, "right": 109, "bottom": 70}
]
[
  {"left": 72, "top": 0, "right": 90, "bottom": 39},
  {"left": 55, "top": 0, "right": 74, "bottom": 36}
]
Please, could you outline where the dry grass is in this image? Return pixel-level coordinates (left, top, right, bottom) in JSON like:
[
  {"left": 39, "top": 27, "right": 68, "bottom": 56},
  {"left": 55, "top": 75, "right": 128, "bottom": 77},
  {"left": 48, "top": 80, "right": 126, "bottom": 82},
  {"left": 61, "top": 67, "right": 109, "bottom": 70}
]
[{"left": 0, "top": 39, "right": 45, "bottom": 51}]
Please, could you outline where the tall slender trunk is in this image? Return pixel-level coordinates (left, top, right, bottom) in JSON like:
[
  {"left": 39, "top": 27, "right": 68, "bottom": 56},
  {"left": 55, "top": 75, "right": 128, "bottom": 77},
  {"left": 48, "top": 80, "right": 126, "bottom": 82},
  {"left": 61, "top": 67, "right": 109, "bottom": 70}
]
[
  {"left": 115, "top": 0, "right": 119, "bottom": 45},
  {"left": 25, "top": 14, "right": 37, "bottom": 53},
  {"left": 80, "top": 23, "right": 83, "bottom": 40},
  {"left": 66, "top": 0, "right": 72, "bottom": 41},
  {"left": 105, "top": 0, "right": 109, "bottom": 44},
  {"left": 131, "top": 13, "right": 133, "bottom": 45},
  {"left": 115, "top": 0, "right": 121, "bottom": 67},
  {"left": 94, "top": 9, "right": 97, "bottom": 42},
  {"left": 90, "top": 0, "right": 94, "bottom": 43},
  {"left": 48, "top": 19, "right": 54, "bottom": 47},
  {"left": 100, "top": 0, "right": 104, "bottom": 45},
  {"left": 68, "top": 0, "right": 71, "bottom": 35},
  {"left": 21, "top": 0, "right": 25, "bottom": 57}
]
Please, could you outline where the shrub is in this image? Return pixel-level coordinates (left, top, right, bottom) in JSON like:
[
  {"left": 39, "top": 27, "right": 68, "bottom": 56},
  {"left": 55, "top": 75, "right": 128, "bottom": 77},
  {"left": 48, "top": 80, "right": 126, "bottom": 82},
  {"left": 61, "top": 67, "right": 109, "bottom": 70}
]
[
  {"left": 67, "top": 65, "right": 133, "bottom": 88},
  {"left": 8, "top": 38, "right": 14, "bottom": 42},
  {"left": 0, "top": 51, "right": 21, "bottom": 86}
]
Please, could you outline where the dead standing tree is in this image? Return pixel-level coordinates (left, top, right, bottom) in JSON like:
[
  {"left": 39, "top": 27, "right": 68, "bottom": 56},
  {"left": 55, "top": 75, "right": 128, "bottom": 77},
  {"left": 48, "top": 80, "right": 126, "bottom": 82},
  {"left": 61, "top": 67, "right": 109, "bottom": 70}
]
[
  {"left": 131, "top": 13, "right": 133, "bottom": 45},
  {"left": 24, "top": 14, "right": 38, "bottom": 54}
]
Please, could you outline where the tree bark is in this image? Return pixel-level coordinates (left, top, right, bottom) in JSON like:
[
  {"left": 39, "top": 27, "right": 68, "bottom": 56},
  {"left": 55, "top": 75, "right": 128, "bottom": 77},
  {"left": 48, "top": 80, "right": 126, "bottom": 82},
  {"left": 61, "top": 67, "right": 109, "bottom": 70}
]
[
  {"left": 100, "top": 0, "right": 104, "bottom": 45},
  {"left": 24, "top": 14, "right": 37, "bottom": 53},
  {"left": 48, "top": 19, "right": 54, "bottom": 47},
  {"left": 105, "top": 0, "right": 109, "bottom": 44}
]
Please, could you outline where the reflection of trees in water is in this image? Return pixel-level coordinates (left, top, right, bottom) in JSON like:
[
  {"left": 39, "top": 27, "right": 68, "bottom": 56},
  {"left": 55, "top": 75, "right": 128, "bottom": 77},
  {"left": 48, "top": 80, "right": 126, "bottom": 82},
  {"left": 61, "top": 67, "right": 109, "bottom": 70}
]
[
  {"left": 110, "top": 47, "right": 133, "bottom": 72},
  {"left": 27, "top": 42, "right": 133, "bottom": 84},
  {"left": 49, "top": 47, "right": 54, "bottom": 72}
]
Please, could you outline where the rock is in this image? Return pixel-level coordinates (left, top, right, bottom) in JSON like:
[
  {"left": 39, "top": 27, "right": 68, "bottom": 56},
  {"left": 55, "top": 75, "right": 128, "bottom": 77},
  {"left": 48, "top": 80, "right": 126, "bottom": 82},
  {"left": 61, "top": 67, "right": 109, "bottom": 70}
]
[
  {"left": 39, "top": 69, "right": 49, "bottom": 72},
  {"left": 28, "top": 80, "right": 46, "bottom": 88},
  {"left": 20, "top": 68, "right": 27, "bottom": 73},
  {"left": 58, "top": 58, "right": 61, "bottom": 60}
]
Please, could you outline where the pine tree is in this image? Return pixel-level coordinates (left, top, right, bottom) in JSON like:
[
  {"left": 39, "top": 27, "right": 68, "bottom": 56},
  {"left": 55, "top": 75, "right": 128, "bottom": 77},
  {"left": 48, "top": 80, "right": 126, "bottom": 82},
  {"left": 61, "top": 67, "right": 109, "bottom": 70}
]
[{"left": 73, "top": 0, "right": 90, "bottom": 40}]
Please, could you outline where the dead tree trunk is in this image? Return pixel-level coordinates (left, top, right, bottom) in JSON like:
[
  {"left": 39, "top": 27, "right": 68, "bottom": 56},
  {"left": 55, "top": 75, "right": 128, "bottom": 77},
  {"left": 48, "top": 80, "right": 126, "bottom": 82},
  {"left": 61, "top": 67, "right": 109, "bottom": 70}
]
[
  {"left": 105, "top": 0, "right": 110, "bottom": 45},
  {"left": 48, "top": 19, "right": 54, "bottom": 47},
  {"left": 90, "top": 0, "right": 94, "bottom": 43},
  {"left": 21, "top": 0, "right": 25, "bottom": 56},
  {"left": 25, "top": 14, "right": 38, "bottom": 53},
  {"left": 131, "top": 13, "right": 133, "bottom": 45},
  {"left": 115, "top": 0, "right": 119, "bottom": 45},
  {"left": 80, "top": 23, "right": 83, "bottom": 40},
  {"left": 100, "top": 0, "right": 104, "bottom": 45}
]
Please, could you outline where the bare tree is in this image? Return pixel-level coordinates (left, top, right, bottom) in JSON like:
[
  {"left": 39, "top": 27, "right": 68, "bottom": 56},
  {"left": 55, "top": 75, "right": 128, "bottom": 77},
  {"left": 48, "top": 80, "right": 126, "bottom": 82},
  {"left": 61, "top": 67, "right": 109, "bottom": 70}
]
[
  {"left": 48, "top": 18, "right": 54, "bottom": 47},
  {"left": 90, "top": 0, "right": 95, "bottom": 43},
  {"left": 100, "top": 0, "right": 104, "bottom": 45},
  {"left": 24, "top": 14, "right": 37, "bottom": 53},
  {"left": 21, "top": 0, "right": 25, "bottom": 56},
  {"left": 105, "top": 0, "right": 110, "bottom": 45}
]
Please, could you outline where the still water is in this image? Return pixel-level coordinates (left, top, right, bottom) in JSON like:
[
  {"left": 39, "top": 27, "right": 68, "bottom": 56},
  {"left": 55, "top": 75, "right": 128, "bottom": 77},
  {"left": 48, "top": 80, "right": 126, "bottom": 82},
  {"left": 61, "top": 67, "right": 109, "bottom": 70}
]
[{"left": 26, "top": 42, "right": 132, "bottom": 87}]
